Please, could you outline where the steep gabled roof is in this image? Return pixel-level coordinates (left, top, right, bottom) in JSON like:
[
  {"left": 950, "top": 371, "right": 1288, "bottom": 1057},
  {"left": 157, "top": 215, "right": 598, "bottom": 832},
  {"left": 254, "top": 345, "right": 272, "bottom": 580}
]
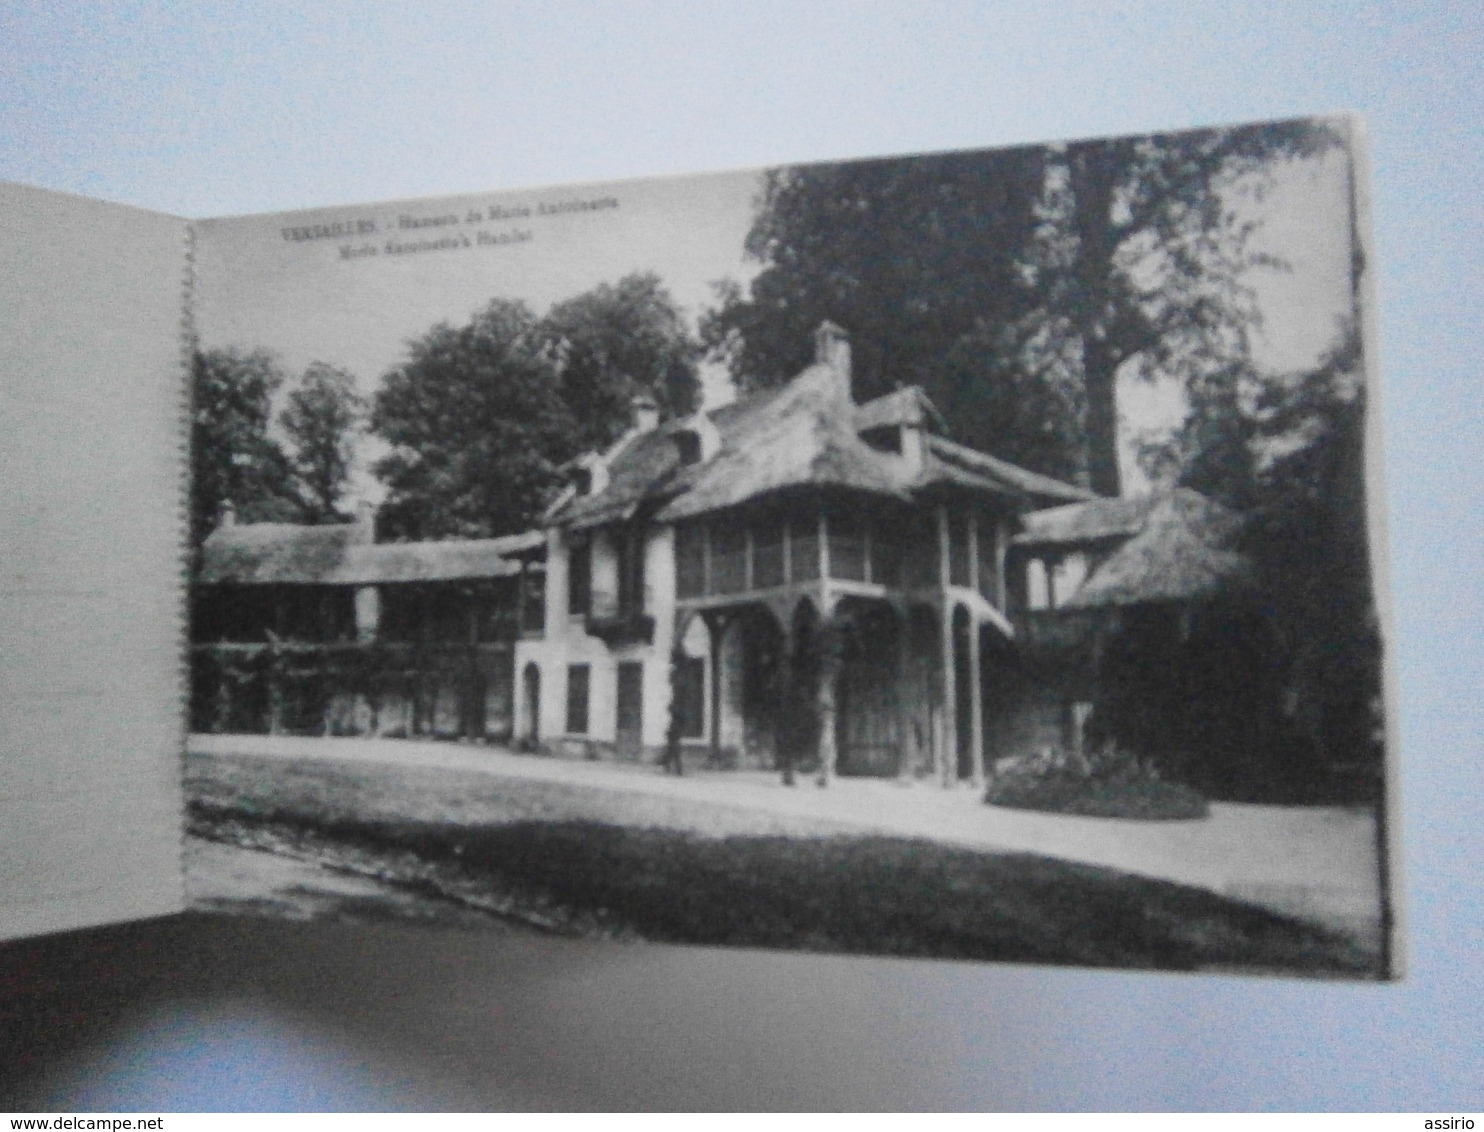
[
  {"left": 1016, "top": 487, "right": 1241, "bottom": 549},
  {"left": 199, "top": 523, "right": 539, "bottom": 586},
  {"left": 550, "top": 356, "right": 1091, "bottom": 528},
  {"left": 553, "top": 415, "right": 703, "bottom": 530},
  {"left": 656, "top": 363, "right": 915, "bottom": 522},
  {"left": 1018, "top": 489, "right": 1251, "bottom": 608}
]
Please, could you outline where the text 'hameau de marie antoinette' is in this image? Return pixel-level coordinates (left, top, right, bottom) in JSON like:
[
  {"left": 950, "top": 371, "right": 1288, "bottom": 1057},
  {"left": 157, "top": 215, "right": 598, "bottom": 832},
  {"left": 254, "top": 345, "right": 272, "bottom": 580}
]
[{"left": 275, "top": 195, "right": 620, "bottom": 261}]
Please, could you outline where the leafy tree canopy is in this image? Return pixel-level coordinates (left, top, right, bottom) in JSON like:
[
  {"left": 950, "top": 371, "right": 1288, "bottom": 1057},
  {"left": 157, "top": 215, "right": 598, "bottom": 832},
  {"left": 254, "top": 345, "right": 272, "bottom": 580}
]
[
  {"left": 1044, "top": 119, "right": 1338, "bottom": 495},
  {"left": 371, "top": 298, "right": 575, "bottom": 541},
  {"left": 371, "top": 275, "right": 702, "bottom": 540},
  {"left": 190, "top": 347, "right": 302, "bottom": 548},
  {"left": 541, "top": 270, "right": 701, "bottom": 451},
  {"left": 279, "top": 361, "right": 366, "bottom": 523},
  {"left": 702, "top": 147, "right": 1076, "bottom": 474},
  {"left": 1135, "top": 322, "right": 1381, "bottom": 792},
  {"left": 706, "top": 120, "right": 1340, "bottom": 495},
  {"left": 1240, "top": 327, "right": 1380, "bottom": 778}
]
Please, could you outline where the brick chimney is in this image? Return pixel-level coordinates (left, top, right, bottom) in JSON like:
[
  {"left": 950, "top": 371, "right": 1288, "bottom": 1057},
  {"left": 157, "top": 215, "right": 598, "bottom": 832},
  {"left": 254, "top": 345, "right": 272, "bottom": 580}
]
[
  {"left": 631, "top": 392, "right": 660, "bottom": 433},
  {"left": 813, "top": 320, "right": 852, "bottom": 401},
  {"left": 354, "top": 499, "right": 378, "bottom": 544}
]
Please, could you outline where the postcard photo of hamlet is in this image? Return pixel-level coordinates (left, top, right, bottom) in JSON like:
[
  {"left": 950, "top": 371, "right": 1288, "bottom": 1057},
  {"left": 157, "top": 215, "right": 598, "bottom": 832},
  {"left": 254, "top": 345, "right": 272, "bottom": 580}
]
[{"left": 186, "top": 115, "right": 1396, "bottom": 978}]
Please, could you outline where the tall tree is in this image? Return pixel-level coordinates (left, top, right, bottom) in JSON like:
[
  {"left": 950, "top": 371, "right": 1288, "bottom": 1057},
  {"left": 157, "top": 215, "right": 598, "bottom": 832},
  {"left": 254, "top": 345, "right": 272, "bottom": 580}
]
[
  {"left": 540, "top": 271, "right": 701, "bottom": 450},
  {"left": 372, "top": 278, "right": 703, "bottom": 539},
  {"left": 279, "top": 362, "right": 366, "bottom": 523},
  {"left": 1137, "top": 323, "right": 1380, "bottom": 796},
  {"left": 1033, "top": 119, "right": 1337, "bottom": 495},
  {"left": 701, "top": 147, "right": 1070, "bottom": 472},
  {"left": 371, "top": 299, "right": 577, "bottom": 540},
  {"left": 1242, "top": 327, "right": 1380, "bottom": 785},
  {"left": 189, "top": 347, "right": 300, "bottom": 548},
  {"left": 1136, "top": 356, "right": 1264, "bottom": 512},
  {"left": 707, "top": 120, "right": 1338, "bottom": 493}
]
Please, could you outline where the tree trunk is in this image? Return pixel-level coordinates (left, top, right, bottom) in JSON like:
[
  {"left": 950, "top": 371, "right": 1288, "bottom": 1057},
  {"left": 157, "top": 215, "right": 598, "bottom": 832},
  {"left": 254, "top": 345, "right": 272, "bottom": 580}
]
[
  {"left": 1083, "top": 334, "right": 1123, "bottom": 497},
  {"left": 1066, "top": 144, "right": 1127, "bottom": 499}
]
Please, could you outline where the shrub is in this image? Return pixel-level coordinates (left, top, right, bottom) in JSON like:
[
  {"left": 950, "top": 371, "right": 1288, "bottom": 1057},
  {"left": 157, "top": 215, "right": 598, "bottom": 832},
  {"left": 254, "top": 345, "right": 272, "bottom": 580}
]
[{"left": 985, "top": 742, "right": 1209, "bottom": 821}]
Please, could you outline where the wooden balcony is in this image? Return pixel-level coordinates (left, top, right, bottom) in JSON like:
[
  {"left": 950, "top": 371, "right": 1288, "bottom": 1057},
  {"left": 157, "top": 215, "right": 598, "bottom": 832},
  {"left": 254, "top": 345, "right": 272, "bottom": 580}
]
[{"left": 586, "top": 610, "right": 656, "bottom": 647}]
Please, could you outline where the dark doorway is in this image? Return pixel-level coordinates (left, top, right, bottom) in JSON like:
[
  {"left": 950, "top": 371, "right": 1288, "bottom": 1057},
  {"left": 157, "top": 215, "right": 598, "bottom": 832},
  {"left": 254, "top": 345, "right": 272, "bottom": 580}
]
[
  {"left": 616, "top": 661, "right": 644, "bottom": 759},
  {"left": 837, "top": 602, "right": 901, "bottom": 777},
  {"left": 780, "top": 601, "right": 821, "bottom": 773},
  {"left": 739, "top": 608, "right": 786, "bottom": 767}
]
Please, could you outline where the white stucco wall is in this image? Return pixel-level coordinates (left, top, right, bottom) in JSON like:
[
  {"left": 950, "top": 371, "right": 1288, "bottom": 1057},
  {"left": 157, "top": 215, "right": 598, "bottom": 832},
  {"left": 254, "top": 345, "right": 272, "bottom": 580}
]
[{"left": 513, "top": 522, "right": 681, "bottom": 753}]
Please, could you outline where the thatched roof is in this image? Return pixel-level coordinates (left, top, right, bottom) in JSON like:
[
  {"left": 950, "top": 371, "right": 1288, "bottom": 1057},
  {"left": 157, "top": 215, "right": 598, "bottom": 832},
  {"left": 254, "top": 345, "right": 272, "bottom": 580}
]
[
  {"left": 550, "top": 351, "right": 1090, "bottom": 530},
  {"left": 1017, "top": 494, "right": 1160, "bottom": 548},
  {"left": 1044, "top": 490, "right": 1252, "bottom": 609},
  {"left": 198, "top": 523, "right": 540, "bottom": 586},
  {"left": 923, "top": 436, "right": 1094, "bottom": 505},
  {"left": 656, "top": 363, "right": 914, "bottom": 522},
  {"left": 337, "top": 532, "right": 542, "bottom": 584},
  {"left": 197, "top": 522, "right": 363, "bottom": 585}
]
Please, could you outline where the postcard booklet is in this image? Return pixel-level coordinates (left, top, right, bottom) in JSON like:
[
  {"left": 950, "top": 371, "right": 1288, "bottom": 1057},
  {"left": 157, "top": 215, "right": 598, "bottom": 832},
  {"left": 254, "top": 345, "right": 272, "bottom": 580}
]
[{"left": 0, "top": 114, "right": 1401, "bottom": 978}]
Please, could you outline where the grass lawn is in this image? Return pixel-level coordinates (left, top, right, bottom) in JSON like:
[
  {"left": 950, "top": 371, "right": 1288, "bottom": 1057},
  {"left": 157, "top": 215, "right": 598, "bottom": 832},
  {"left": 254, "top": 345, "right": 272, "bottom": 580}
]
[{"left": 186, "top": 751, "right": 1378, "bottom": 977}]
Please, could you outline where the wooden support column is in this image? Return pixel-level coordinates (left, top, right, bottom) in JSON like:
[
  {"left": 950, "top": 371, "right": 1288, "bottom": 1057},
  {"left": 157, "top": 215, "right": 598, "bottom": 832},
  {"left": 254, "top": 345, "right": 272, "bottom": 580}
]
[
  {"left": 968, "top": 614, "right": 985, "bottom": 788},
  {"left": 265, "top": 641, "right": 283, "bottom": 736},
  {"left": 413, "top": 590, "right": 429, "bottom": 737},
  {"left": 211, "top": 652, "right": 232, "bottom": 735},
  {"left": 267, "top": 591, "right": 286, "bottom": 736},
  {"left": 895, "top": 604, "right": 915, "bottom": 783},
  {"left": 781, "top": 514, "right": 793, "bottom": 584},
  {"left": 703, "top": 610, "right": 726, "bottom": 768},
  {"left": 354, "top": 585, "right": 380, "bottom": 643},
  {"left": 776, "top": 622, "right": 796, "bottom": 786},
  {"left": 814, "top": 616, "right": 843, "bottom": 788},
  {"left": 662, "top": 616, "right": 687, "bottom": 776},
  {"left": 939, "top": 602, "right": 955, "bottom": 788},
  {"left": 967, "top": 506, "right": 979, "bottom": 596},
  {"left": 995, "top": 516, "right": 1009, "bottom": 612},
  {"left": 936, "top": 503, "right": 955, "bottom": 788},
  {"left": 464, "top": 592, "right": 481, "bottom": 741}
]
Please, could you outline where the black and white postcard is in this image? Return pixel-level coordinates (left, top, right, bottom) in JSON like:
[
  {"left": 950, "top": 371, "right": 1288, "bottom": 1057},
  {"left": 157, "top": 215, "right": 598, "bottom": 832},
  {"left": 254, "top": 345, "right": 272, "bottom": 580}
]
[{"left": 28, "top": 114, "right": 1392, "bottom": 976}]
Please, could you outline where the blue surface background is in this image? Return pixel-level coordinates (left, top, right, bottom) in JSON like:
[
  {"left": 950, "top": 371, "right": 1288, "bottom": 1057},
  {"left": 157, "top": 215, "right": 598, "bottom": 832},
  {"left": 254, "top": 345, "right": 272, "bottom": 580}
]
[{"left": 3, "top": 1, "right": 1480, "bottom": 1110}]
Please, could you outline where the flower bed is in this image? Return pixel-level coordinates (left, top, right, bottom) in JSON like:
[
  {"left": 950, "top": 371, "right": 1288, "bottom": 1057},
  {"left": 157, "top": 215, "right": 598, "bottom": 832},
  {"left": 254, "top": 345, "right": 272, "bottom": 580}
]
[{"left": 985, "top": 743, "right": 1209, "bottom": 821}]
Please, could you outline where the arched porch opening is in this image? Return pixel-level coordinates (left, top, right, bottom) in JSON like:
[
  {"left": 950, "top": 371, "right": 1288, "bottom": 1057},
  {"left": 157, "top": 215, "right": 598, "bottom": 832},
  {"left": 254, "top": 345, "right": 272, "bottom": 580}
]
[
  {"left": 681, "top": 603, "right": 794, "bottom": 771},
  {"left": 778, "top": 598, "right": 821, "bottom": 779},
  {"left": 978, "top": 619, "right": 1024, "bottom": 772},
  {"left": 714, "top": 604, "right": 789, "bottom": 770},
  {"left": 836, "top": 598, "right": 905, "bottom": 778},
  {"left": 903, "top": 603, "right": 942, "bottom": 780}
]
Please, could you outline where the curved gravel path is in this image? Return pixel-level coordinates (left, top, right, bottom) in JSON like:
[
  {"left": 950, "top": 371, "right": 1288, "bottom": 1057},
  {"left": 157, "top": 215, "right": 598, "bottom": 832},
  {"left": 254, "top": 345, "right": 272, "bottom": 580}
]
[{"left": 188, "top": 732, "right": 1384, "bottom": 946}]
